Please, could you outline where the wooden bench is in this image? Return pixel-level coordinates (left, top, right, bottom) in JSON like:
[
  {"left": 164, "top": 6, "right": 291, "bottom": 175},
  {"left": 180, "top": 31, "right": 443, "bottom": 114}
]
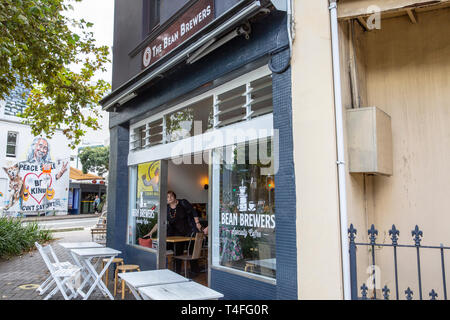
[{"left": 91, "top": 227, "right": 107, "bottom": 243}]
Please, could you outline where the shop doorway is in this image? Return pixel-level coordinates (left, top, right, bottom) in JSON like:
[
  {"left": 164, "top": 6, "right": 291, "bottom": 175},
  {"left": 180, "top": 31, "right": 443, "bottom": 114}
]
[{"left": 166, "top": 154, "right": 210, "bottom": 286}]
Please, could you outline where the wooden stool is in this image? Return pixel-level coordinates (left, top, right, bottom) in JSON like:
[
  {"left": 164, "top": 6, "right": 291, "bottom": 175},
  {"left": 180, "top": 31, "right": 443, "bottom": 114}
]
[
  {"left": 102, "top": 257, "right": 124, "bottom": 286},
  {"left": 114, "top": 264, "right": 141, "bottom": 299},
  {"left": 166, "top": 250, "right": 174, "bottom": 270}
]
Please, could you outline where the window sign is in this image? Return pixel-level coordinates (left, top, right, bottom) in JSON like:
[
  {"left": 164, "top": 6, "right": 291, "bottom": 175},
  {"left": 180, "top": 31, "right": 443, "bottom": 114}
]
[
  {"left": 128, "top": 161, "right": 161, "bottom": 248},
  {"left": 212, "top": 138, "right": 276, "bottom": 279}
]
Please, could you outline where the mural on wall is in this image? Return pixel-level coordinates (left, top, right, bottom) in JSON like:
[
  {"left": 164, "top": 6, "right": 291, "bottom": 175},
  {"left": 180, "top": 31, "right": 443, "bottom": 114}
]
[{"left": 1, "top": 137, "right": 69, "bottom": 216}]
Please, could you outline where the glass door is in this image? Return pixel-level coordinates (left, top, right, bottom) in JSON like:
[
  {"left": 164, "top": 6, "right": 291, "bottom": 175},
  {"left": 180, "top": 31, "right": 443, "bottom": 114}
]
[{"left": 127, "top": 159, "right": 168, "bottom": 269}]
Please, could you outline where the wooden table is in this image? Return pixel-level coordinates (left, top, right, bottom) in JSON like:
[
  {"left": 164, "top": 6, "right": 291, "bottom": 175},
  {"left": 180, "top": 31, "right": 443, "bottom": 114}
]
[
  {"left": 151, "top": 236, "right": 195, "bottom": 243},
  {"left": 151, "top": 236, "right": 195, "bottom": 270},
  {"left": 118, "top": 269, "right": 189, "bottom": 300},
  {"left": 138, "top": 281, "right": 224, "bottom": 300},
  {"left": 244, "top": 258, "right": 276, "bottom": 273}
]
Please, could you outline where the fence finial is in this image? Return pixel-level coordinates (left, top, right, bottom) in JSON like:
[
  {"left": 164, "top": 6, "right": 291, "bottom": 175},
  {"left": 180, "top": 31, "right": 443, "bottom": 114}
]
[
  {"left": 368, "top": 224, "right": 378, "bottom": 245},
  {"left": 382, "top": 285, "right": 390, "bottom": 300},
  {"left": 429, "top": 289, "right": 438, "bottom": 300},
  {"left": 360, "top": 283, "right": 368, "bottom": 300},
  {"left": 348, "top": 224, "right": 357, "bottom": 242},
  {"left": 405, "top": 287, "right": 414, "bottom": 300},
  {"left": 389, "top": 224, "right": 400, "bottom": 246},
  {"left": 411, "top": 225, "right": 423, "bottom": 247}
]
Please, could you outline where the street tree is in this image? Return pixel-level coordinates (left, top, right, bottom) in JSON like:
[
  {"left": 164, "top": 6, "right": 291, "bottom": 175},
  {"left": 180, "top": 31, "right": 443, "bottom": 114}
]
[
  {"left": 0, "top": 0, "right": 110, "bottom": 148},
  {"left": 79, "top": 146, "right": 109, "bottom": 177}
]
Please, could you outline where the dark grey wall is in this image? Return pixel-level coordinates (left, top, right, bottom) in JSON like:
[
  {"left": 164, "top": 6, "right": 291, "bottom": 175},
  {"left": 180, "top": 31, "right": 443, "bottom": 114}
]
[
  {"left": 112, "top": 0, "right": 249, "bottom": 91},
  {"left": 271, "top": 49, "right": 297, "bottom": 300},
  {"left": 112, "top": 0, "right": 143, "bottom": 90},
  {"left": 108, "top": 5, "right": 297, "bottom": 300},
  {"left": 106, "top": 124, "right": 130, "bottom": 255},
  {"left": 215, "top": 0, "right": 243, "bottom": 16},
  {"left": 160, "top": 0, "right": 190, "bottom": 24},
  {"left": 110, "top": 10, "right": 288, "bottom": 128}
]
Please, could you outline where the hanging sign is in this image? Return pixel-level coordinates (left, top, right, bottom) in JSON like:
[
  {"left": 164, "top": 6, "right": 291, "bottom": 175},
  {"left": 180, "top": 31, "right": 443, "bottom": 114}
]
[{"left": 142, "top": 0, "right": 214, "bottom": 69}]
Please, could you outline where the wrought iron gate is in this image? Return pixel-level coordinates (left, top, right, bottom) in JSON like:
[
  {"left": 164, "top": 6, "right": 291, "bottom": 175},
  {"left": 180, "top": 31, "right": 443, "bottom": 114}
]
[{"left": 348, "top": 224, "right": 448, "bottom": 300}]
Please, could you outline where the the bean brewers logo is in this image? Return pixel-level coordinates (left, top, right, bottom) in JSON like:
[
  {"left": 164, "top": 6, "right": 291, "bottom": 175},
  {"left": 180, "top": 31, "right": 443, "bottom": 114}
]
[{"left": 142, "top": 0, "right": 214, "bottom": 68}]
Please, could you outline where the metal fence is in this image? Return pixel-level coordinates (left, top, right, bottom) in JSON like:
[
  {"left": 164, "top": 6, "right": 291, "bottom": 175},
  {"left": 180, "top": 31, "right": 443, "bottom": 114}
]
[{"left": 348, "top": 223, "right": 448, "bottom": 300}]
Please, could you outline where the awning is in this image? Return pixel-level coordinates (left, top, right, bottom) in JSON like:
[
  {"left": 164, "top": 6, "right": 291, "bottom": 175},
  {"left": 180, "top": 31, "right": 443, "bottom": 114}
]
[
  {"left": 99, "top": 0, "right": 268, "bottom": 111},
  {"left": 69, "top": 167, "right": 104, "bottom": 181}
]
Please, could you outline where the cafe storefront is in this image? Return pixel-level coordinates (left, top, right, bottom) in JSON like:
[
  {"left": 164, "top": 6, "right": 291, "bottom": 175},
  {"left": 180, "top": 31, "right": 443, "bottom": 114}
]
[{"left": 101, "top": 0, "right": 297, "bottom": 300}]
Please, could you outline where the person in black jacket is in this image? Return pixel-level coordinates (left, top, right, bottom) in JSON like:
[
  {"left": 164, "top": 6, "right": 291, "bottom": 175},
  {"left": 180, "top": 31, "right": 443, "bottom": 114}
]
[{"left": 144, "top": 190, "right": 202, "bottom": 274}]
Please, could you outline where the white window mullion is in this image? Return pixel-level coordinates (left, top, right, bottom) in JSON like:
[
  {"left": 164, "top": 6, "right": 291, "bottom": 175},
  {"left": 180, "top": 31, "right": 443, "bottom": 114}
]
[
  {"left": 245, "top": 83, "right": 253, "bottom": 121},
  {"left": 162, "top": 115, "right": 167, "bottom": 144},
  {"left": 143, "top": 123, "right": 151, "bottom": 148},
  {"left": 213, "top": 94, "right": 221, "bottom": 129}
]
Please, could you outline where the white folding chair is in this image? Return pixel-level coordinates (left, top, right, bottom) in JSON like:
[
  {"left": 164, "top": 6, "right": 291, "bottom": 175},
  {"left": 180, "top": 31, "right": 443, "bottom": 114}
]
[
  {"left": 36, "top": 244, "right": 73, "bottom": 296},
  {"left": 35, "top": 242, "right": 83, "bottom": 300}
]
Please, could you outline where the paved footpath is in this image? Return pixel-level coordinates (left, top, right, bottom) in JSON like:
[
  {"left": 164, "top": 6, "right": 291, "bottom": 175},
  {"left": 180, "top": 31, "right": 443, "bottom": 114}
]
[{"left": 0, "top": 229, "right": 133, "bottom": 300}]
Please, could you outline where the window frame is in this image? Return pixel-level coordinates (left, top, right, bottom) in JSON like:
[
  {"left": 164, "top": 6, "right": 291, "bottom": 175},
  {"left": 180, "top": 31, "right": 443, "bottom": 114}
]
[
  {"left": 127, "top": 65, "right": 276, "bottom": 283},
  {"left": 6, "top": 131, "right": 18, "bottom": 158},
  {"left": 209, "top": 137, "right": 277, "bottom": 285},
  {"left": 129, "top": 66, "right": 272, "bottom": 153},
  {"left": 143, "top": 0, "right": 161, "bottom": 38}
]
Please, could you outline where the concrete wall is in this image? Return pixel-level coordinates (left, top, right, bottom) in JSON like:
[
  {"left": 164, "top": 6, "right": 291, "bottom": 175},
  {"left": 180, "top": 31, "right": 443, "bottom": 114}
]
[
  {"left": 292, "top": 0, "right": 344, "bottom": 299},
  {"left": 365, "top": 7, "right": 450, "bottom": 297},
  {"left": 339, "top": 6, "right": 450, "bottom": 298}
]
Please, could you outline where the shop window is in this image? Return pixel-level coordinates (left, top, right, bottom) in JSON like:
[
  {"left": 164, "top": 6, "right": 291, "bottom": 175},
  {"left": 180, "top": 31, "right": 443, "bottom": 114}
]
[
  {"left": 212, "top": 137, "right": 276, "bottom": 279},
  {"left": 129, "top": 71, "right": 272, "bottom": 153},
  {"left": 6, "top": 131, "right": 18, "bottom": 157},
  {"left": 130, "top": 118, "right": 164, "bottom": 151},
  {"left": 127, "top": 161, "right": 161, "bottom": 249},
  {"left": 215, "top": 74, "right": 273, "bottom": 128},
  {"left": 166, "top": 97, "right": 213, "bottom": 142},
  {"left": 248, "top": 75, "right": 273, "bottom": 118},
  {"left": 143, "top": 0, "right": 161, "bottom": 37},
  {"left": 216, "top": 85, "right": 247, "bottom": 127}
]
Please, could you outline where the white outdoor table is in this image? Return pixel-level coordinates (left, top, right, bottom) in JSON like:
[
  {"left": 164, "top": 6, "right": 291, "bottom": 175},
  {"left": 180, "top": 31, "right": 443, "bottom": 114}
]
[
  {"left": 118, "top": 269, "right": 190, "bottom": 300},
  {"left": 138, "top": 281, "right": 224, "bottom": 300},
  {"left": 70, "top": 247, "right": 121, "bottom": 300},
  {"left": 59, "top": 242, "right": 105, "bottom": 250},
  {"left": 59, "top": 242, "right": 106, "bottom": 286}
]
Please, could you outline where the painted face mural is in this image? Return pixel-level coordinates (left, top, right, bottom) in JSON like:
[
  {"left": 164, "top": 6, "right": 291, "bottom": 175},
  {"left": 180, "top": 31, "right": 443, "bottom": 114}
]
[{"left": 1, "top": 137, "right": 69, "bottom": 216}]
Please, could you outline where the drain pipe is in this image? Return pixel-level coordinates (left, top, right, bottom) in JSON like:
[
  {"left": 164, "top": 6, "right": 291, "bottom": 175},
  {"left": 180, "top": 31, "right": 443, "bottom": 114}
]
[
  {"left": 329, "top": 0, "right": 352, "bottom": 300},
  {"left": 269, "top": 0, "right": 294, "bottom": 74}
]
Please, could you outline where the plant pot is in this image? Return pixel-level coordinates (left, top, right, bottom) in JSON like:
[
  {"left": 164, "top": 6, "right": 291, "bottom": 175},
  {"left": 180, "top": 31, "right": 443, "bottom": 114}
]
[{"left": 138, "top": 237, "right": 152, "bottom": 248}]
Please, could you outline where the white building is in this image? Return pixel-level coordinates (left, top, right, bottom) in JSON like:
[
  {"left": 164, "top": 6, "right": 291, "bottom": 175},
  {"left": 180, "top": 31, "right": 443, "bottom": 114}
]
[{"left": 0, "top": 85, "right": 72, "bottom": 216}]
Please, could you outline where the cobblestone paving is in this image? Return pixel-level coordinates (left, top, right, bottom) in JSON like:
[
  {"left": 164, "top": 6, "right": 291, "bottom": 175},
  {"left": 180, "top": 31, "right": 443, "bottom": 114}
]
[{"left": 0, "top": 229, "right": 134, "bottom": 300}]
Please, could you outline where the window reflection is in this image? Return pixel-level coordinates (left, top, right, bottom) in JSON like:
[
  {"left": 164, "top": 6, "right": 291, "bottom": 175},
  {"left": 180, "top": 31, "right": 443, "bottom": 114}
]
[
  {"left": 214, "top": 138, "right": 276, "bottom": 278},
  {"left": 166, "top": 97, "right": 213, "bottom": 142}
]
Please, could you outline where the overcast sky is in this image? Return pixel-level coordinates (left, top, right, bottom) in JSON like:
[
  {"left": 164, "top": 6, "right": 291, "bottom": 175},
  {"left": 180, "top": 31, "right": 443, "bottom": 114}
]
[
  {"left": 66, "top": 0, "right": 115, "bottom": 84},
  {"left": 64, "top": 0, "right": 115, "bottom": 148}
]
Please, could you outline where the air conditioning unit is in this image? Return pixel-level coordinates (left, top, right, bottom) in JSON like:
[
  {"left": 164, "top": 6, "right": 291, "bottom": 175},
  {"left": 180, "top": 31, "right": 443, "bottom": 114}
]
[{"left": 346, "top": 107, "right": 393, "bottom": 176}]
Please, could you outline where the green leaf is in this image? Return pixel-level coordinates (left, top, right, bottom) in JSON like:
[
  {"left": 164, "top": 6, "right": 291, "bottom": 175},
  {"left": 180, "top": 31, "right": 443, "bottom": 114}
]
[
  {"left": 0, "top": 0, "right": 111, "bottom": 149},
  {"left": 17, "top": 14, "right": 28, "bottom": 24}
]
